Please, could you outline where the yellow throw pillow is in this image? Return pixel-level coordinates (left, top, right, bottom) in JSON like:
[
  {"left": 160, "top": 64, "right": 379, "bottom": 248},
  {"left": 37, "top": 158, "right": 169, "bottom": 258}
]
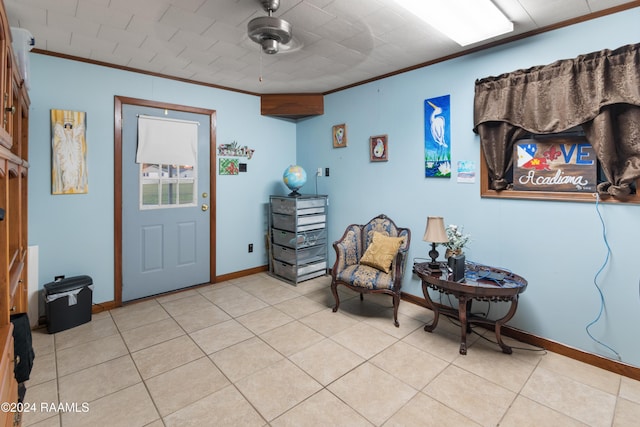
[{"left": 360, "top": 231, "right": 405, "bottom": 273}]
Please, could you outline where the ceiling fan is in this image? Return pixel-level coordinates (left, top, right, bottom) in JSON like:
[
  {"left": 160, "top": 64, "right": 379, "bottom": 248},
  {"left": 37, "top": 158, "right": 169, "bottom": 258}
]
[{"left": 247, "top": 0, "right": 292, "bottom": 54}]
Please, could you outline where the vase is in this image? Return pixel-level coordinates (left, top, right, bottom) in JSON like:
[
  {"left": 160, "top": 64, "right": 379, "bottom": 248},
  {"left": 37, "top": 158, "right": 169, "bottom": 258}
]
[{"left": 445, "top": 248, "right": 462, "bottom": 259}]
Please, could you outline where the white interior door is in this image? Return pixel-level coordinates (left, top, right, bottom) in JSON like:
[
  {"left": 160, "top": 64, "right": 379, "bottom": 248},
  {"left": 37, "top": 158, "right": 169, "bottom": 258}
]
[{"left": 121, "top": 105, "right": 210, "bottom": 301}]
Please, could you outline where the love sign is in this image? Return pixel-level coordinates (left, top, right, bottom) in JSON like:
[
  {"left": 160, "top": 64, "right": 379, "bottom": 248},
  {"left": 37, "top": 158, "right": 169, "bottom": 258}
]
[{"left": 513, "top": 137, "right": 597, "bottom": 193}]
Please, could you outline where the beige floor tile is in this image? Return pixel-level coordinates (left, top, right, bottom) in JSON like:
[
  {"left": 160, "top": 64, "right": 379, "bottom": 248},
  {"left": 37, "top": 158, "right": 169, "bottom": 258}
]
[
  {"left": 210, "top": 289, "right": 269, "bottom": 317},
  {"left": 189, "top": 319, "right": 255, "bottom": 354},
  {"left": 24, "top": 414, "right": 61, "bottom": 427},
  {"left": 299, "top": 308, "right": 359, "bottom": 337},
  {"left": 620, "top": 376, "right": 640, "bottom": 404},
  {"left": 491, "top": 332, "right": 547, "bottom": 366},
  {"left": 131, "top": 335, "right": 205, "bottom": 379},
  {"left": 499, "top": 395, "right": 589, "bottom": 427},
  {"left": 243, "top": 281, "right": 300, "bottom": 305},
  {"left": 154, "top": 289, "right": 200, "bottom": 304},
  {"left": 613, "top": 398, "right": 640, "bottom": 427},
  {"left": 289, "top": 275, "right": 333, "bottom": 295},
  {"left": 110, "top": 300, "right": 169, "bottom": 332},
  {"left": 370, "top": 341, "right": 449, "bottom": 390},
  {"left": 60, "top": 383, "right": 158, "bottom": 427},
  {"left": 331, "top": 295, "right": 387, "bottom": 321},
  {"left": 452, "top": 338, "right": 537, "bottom": 392},
  {"left": 235, "top": 359, "right": 322, "bottom": 421},
  {"left": 25, "top": 272, "right": 632, "bottom": 427},
  {"left": 328, "top": 362, "right": 417, "bottom": 426},
  {"left": 53, "top": 316, "right": 119, "bottom": 351},
  {"left": 538, "top": 351, "right": 621, "bottom": 394},
  {"left": 146, "top": 357, "right": 230, "bottom": 416},
  {"left": 210, "top": 336, "right": 284, "bottom": 382},
  {"left": 172, "top": 304, "right": 231, "bottom": 332},
  {"left": 423, "top": 364, "right": 515, "bottom": 426},
  {"left": 30, "top": 329, "right": 55, "bottom": 356},
  {"left": 27, "top": 351, "right": 56, "bottom": 386},
  {"left": 364, "top": 310, "right": 425, "bottom": 339},
  {"left": 521, "top": 366, "right": 616, "bottom": 427},
  {"left": 121, "top": 317, "right": 185, "bottom": 352},
  {"left": 159, "top": 293, "right": 214, "bottom": 317},
  {"left": 402, "top": 327, "right": 469, "bottom": 362},
  {"left": 163, "top": 384, "right": 265, "bottom": 427},
  {"left": 21, "top": 379, "right": 59, "bottom": 426},
  {"left": 305, "top": 286, "right": 356, "bottom": 308},
  {"left": 397, "top": 300, "right": 435, "bottom": 323},
  {"left": 233, "top": 272, "right": 282, "bottom": 289},
  {"left": 384, "top": 392, "right": 482, "bottom": 427},
  {"left": 273, "top": 295, "right": 328, "bottom": 319},
  {"left": 236, "top": 306, "right": 295, "bottom": 335},
  {"left": 56, "top": 334, "right": 128, "bottom": 377},
  {"left": 289, "top": 338, "right": 365, "bottom": 386},
  {"left": 198, "top": 283, "right": 247, "bottom": 304},
  {"left": 260, "top": 321, "right": 325, "bottom": 356},
  {"left": 58, "top": 355, "right": 141, "bottom": 404},
  {"left": 330, "top": 322, "right": 397, "bottom": 359},
  {"left": 271, "top": 389, "right": 372, "bottom": 427}
]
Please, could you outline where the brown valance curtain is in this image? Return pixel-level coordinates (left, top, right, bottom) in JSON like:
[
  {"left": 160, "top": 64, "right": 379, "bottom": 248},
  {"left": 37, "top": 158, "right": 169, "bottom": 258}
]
[{"left": 473, "top": 43, "right": 640, "bottom": 196}]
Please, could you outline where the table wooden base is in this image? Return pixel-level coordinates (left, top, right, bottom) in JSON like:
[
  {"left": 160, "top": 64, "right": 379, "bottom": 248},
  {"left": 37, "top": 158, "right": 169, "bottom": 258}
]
[{"left": 422, "top": 283, "right": 520, "bottom": 355}]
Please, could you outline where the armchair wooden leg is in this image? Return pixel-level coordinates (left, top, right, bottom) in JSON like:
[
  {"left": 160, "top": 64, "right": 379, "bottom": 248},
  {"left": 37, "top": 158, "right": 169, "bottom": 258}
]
[
  {"left": 331, "top": 281, "right": 340, "bottom": 313},
  {"left": 392, "top": 294, "right": 400, "bottom": 327},
  {"left": 359, "top": 293, "right": 363, "bottom": 301}
]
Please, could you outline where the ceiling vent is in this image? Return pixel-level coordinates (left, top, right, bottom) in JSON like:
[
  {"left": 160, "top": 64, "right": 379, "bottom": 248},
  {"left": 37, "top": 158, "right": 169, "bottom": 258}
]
[{"left": 247, "top": 0, "right": 292, "bottom": 54}]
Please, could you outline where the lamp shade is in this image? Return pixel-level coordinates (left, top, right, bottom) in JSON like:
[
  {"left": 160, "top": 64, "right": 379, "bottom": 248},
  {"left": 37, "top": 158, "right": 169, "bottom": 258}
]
[{"left": 423, "top": 217, "right": 448, "bottom": 243}]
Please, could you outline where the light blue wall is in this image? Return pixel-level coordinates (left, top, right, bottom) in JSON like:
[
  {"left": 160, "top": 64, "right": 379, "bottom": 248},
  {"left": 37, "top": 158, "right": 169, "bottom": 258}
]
[
  {"left": 27, "top": 55, "right": 296, "bottom": 305},
  {"left": 296, "top": 8, "right": 640, "bottom": 367},
  {"left": 26, "top": 8, "right": 640, "bottom": 367}
]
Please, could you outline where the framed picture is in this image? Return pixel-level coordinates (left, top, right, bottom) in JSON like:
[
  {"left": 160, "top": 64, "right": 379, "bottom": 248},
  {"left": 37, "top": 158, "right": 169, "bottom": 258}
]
[
  {"left": 332, "top": 124, "right": 347, "bottom": 148},
  {"left": 51, "top": 109, "right": 88, "bottom": 194},
  {"left": 219, "top": 158, "right": 239, "bottom": 175},
  {"left": 369, "top": 134, "right": 388, "bottom": 162},
  {"left": 424, "top": 94, "right": 451, "bottom": 177}
]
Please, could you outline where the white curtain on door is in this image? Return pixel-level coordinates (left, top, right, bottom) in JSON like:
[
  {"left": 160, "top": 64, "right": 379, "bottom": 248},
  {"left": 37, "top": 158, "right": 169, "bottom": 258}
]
[{"left": 136, "top": 115, "right": 198, "bottom": 165}]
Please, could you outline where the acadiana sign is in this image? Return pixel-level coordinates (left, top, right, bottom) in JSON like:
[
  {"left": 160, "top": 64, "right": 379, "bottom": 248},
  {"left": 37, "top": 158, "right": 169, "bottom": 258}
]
[{"left": 513, "top": 137, "right": 597, "bottom": 193}]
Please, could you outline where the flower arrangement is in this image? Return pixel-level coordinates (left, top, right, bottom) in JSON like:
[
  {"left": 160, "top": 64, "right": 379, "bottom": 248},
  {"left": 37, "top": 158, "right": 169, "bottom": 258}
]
[{"left": 444, "top": 224, "right": 471, "bottom": 254}]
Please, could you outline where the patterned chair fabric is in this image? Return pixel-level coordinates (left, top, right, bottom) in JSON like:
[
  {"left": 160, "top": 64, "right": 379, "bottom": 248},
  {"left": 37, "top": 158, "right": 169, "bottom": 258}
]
[{"left": 331, "top": 214, "right": 411, "bottom": 327}]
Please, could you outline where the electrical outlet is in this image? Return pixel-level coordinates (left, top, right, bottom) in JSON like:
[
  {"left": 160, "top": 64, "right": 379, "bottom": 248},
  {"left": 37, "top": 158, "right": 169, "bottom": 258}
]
[
  {"left": 325, "top": 167, "right": 330, "bottom": 176},
  {"left": 248, "top": 243, "right": 253, "bottom": 253},
  {"left": 316, "top": 167, "right": 322, "bottom": 177}
]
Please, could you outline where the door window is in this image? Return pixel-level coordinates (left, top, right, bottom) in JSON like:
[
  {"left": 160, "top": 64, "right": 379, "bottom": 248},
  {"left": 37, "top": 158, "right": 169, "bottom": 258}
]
[{"left": 140, "top": 163, "right": 196, "bottom": 209}]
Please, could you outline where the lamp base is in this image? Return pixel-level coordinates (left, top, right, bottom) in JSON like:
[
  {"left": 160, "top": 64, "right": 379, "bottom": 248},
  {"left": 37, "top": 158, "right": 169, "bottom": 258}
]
[
  {"left": 428, "top": 261, "right": 442, "bottom": 270},
  {"left": 428, "top": 243, "right": 440, "bottom": 271}
]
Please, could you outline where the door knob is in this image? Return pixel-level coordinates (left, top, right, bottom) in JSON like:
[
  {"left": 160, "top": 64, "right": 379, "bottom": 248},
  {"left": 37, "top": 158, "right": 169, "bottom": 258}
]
[{"left": 201, "top": 204, "right": 209, "bottom": 211}]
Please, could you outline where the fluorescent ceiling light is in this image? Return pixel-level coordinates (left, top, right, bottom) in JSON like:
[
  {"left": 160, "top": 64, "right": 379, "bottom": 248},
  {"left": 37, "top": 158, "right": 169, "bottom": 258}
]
[{"left": 394, "top": 0, "right": 514, "bottom": 46}]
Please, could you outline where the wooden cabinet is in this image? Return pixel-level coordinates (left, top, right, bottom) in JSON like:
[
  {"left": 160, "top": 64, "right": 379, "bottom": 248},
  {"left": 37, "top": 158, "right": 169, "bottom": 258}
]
[{"left": 0, "top": 0, "right": 30, "bottom": 423}]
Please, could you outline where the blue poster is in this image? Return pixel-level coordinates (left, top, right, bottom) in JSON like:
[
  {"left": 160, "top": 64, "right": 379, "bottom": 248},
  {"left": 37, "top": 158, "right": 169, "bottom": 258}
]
[{"left": 424, "top": 95, "right": 451, "bottom": 178}]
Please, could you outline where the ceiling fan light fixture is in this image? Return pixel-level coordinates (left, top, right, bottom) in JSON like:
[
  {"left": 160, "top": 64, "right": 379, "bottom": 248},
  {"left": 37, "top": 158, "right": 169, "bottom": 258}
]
[
  {"left": 248, "top": 0, "right": 292, "bottom": 54},
  {"left": 261, "top": 38, "right": 279, "bottom": 54}
]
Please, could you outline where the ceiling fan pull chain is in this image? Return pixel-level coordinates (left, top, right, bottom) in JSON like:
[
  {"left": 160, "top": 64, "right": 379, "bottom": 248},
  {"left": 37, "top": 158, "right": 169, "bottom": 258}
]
[{"left": 259, "top": 45, "right": 264, "bottom": 82}]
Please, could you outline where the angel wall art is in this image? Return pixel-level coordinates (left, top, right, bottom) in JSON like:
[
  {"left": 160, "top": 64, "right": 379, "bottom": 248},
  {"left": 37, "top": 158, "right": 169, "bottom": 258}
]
[{"left": 51, "top": 109, "right": 88, "bottom": 194}]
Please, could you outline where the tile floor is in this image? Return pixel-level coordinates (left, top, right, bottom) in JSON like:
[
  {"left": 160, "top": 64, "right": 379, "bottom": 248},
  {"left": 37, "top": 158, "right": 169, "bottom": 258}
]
[{"left": 21, "top": 273, "right": 640, "bottom": 427}]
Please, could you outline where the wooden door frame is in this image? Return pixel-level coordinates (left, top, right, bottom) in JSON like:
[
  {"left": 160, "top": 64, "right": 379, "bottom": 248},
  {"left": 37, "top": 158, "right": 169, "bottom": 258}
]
[{"left": 113, "top": 96, "right": 217, "bottom": 306}]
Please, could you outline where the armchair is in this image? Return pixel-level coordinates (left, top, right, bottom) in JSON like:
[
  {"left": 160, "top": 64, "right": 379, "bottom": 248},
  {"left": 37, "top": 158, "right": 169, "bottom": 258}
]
[{"left": 330, "top": 214, "right": 411, "bottom": 327}]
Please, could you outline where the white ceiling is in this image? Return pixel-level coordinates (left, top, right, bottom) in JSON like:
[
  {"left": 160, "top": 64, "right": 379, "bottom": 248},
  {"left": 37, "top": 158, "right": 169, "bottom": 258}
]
[{"left": 5, "top": 0, "right": 637, "bottom": 95}]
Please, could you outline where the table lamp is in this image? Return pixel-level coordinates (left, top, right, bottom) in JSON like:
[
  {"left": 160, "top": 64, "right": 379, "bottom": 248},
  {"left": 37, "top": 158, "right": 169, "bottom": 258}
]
[{"left": 423, "top": 216, "right": 448, "bottom": 269}]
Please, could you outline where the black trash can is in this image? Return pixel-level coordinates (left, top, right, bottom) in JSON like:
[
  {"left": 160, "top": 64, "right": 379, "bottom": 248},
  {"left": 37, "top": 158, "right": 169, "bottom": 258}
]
[{"left": 44, "top": 275, "right": 93, "bottom": 334}]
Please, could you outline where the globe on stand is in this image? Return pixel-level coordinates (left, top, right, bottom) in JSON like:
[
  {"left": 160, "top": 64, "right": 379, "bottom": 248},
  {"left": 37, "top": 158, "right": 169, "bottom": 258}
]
[{"left": 282, "top": 165, "right": 307, "bottom": 197}]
